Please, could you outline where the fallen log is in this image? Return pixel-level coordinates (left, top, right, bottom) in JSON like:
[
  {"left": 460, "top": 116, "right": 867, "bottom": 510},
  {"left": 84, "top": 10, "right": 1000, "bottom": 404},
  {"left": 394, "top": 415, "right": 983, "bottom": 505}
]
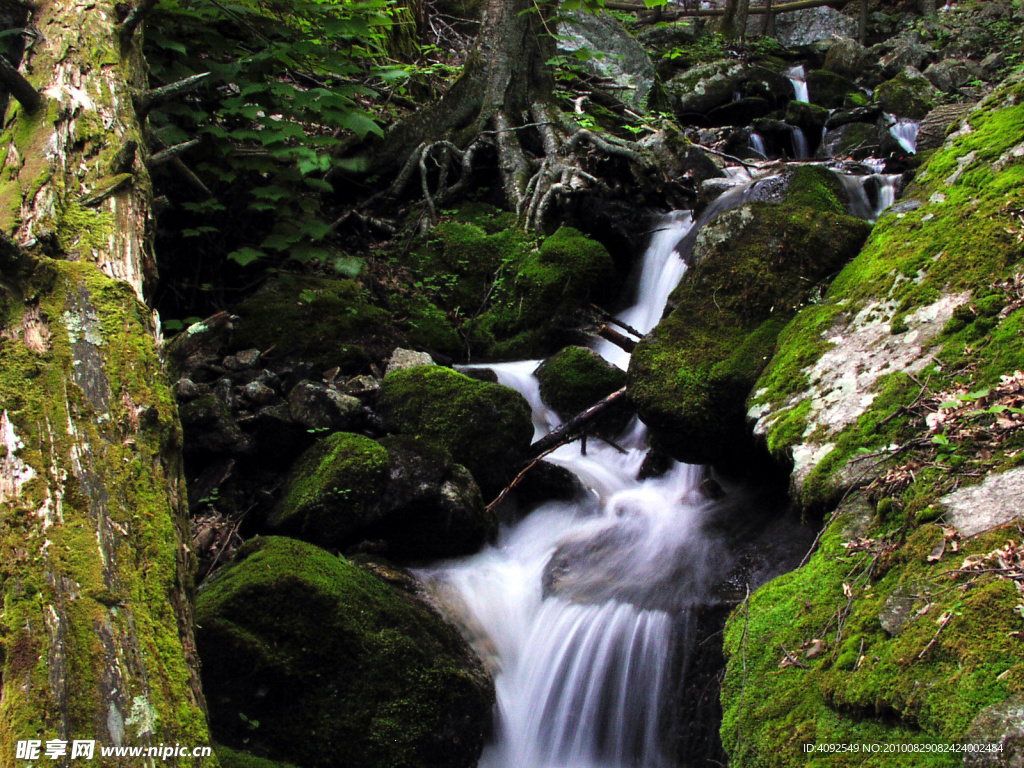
[{"left": 598, "top": 324, "right": 637, "bottom": 354}]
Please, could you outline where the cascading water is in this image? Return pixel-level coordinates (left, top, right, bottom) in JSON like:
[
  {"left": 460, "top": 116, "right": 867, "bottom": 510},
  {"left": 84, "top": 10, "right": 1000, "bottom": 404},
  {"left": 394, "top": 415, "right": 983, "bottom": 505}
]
[
  {"left": 423, "top": 214, "right": 725, "bottom": 768},
  {"left": 835, "top": 171, "right": 902, "bottom": 222},
  {"left": 748, "top": 131, "right": 768, "bottom": 158},
  {"left": 785, "top": 65, "right": 809, "bottom": 103},
  {"left": 888, "top": 116, "right": 920, "bottom": 154}
]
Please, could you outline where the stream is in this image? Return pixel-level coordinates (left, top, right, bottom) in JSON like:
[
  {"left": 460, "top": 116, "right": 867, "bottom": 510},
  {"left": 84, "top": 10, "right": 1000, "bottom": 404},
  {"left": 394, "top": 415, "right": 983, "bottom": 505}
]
[{"left": 419, "top": 148, "right": 911, "bottom": 768}]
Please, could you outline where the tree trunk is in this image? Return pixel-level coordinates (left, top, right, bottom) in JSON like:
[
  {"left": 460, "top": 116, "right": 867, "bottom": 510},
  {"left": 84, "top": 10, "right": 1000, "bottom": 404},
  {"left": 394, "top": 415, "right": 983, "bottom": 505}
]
[
  {"left": 369, "top": 0, "right": 554, "bottom": 176},
  {"left": 0, "top": 2, "right": 213, "bottom": 764}
]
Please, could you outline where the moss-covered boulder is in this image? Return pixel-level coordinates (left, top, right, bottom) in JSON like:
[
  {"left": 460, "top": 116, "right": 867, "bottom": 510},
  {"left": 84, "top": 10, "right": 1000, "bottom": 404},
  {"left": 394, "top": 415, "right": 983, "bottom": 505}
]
[
  {"left": 197, "top": 537, "right": 494, "bottom": 768},
  {"left": 720, "top": 72, "right": 1024, "bottom": 767},
  {"left": 377, "top": 365, "right": 533, "bottom": 496},
  {"left": 818, "top": 121, "right": 881, "bottom": 159},
  {"left": 806, "top": 69, "right": 859, "bottom": 109},
  {"left": 268, "top": 432, "right": 390, "bottom": 548},
  {"left": 269, "top": 431, "right": 493, "bottom": 559},
  {"left": 875, "top": 66, "right": 941, "bottom": 120},
  {"left": 628, "top": 167, "right": 871, "bottom": 466},
  {"left": 476, "top": 226, "right": 615, "bottom": 358},
  {"left": 231, "top": 275, "right": 393, "bottom": 373},
  {"left": 536, "top": 346, "right": 626, "bottom": 419}
]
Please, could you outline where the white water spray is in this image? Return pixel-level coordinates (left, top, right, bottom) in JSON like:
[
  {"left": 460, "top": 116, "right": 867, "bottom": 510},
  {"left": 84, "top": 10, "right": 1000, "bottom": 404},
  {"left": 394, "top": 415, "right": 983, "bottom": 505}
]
[{"left": 786, "top": 65, "right": 809, "bottom": 103}]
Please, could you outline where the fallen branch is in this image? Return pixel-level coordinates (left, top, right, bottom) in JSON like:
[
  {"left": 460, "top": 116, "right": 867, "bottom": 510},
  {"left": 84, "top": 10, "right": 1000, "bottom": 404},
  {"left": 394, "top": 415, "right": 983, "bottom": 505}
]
[
  {"left": 528, "top": 386, "right": 628, "bottom": 458},
  {"left": 485, "top": 444, "right": 563, "bottom": 513},
  {"left": 588, "top": 303, "right": 644, "bottom": 339},
  {"left": 0, "top": 54, "right": 42, "bottom": 114}
]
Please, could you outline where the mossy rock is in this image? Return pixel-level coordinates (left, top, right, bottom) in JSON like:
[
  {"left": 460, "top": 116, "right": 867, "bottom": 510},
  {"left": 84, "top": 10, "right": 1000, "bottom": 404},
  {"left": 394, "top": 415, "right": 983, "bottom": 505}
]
[
  {"left": 536, "top": 346, "right": 626, "bottom": 419},
  {"left": 806, "top": 69, "right": 859, "bottom": 110},
  {"left": 785, "top": 100, "right": 830, "bottom": 131},
  {"left": 389, "top": 293, "right": 462, "bottom": 359},
  {"left": 377, "top": 365, "right": 533, "bottom": 497},
  {"left": 819, "top": 121, "right": 881, "bottom": 159},
  {"left": 475, "top": 226, "right": 615, "bottom": 358},
  {"left": 196, "top": 537, "right": 494, "bottom": 768},
  {"left": 535, "top": 346, "right": 629, "bottom": 437},
  {"left": 667, "top": 58, "right": 748, "bottom": 116},
  {"left": 215, "top": 745, "right": 301, "bottom": 768},
  {"left": 720, "top": 72, "right": 1024, "bottom": 767},
  {"left": 269, "top": 432, "right": 390, "bottom": 549},
  {"left": 629, "top": 167, "right": 871, "bottom": 466},
  {"left": 231, "top": 275, "right": 393, "bottom": 373},
  {"left": 875, "top": 66, "right": 940, "bottom": 121}
]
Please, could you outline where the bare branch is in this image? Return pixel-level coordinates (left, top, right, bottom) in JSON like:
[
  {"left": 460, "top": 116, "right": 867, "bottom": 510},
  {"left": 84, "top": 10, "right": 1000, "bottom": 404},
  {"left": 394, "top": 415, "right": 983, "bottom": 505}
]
[
  {"left": 0, "top": 55, "right": 41, "bottom": 114},
  {"left": 137, "top": 72, "right": 210, "bottom": 114},
  {"left": 147, "top": 137, "right": 203, "bottom": 168}
]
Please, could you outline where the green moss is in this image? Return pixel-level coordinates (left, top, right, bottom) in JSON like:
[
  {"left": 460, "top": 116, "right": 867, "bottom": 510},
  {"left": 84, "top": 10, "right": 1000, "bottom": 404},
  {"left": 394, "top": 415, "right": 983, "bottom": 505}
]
[
  {"left": 377, "top": 365, "right": 532, "bottom": 496},
  {"left": 215, "top": 745, "right": 301, "bottom": 768},
  {"left": 0, "top": 259, "right": 210, "bottom": 755},
  {"left": 390, "top": 293, "right": 462, "bottom": 358},
  {"left": 232, "top": 275, "right": 393, "bottom": 372},
  {"left": 536, "top": 346, "right": 626, "bottom": 419},
  {"left": 721, "top": 517, "right": 1023, "bottom": 767},
  {"left": 271, "top": 432, "right": 390, "bottom": 549},
  {"left": 875, "top": 68, "right": 939, "bottom": 121},
  {"left": 196, "top": 537, "right": 493, "bottom": 768},
  {"left": 806, "top": 69, "right": 858, "bottom": 109}
]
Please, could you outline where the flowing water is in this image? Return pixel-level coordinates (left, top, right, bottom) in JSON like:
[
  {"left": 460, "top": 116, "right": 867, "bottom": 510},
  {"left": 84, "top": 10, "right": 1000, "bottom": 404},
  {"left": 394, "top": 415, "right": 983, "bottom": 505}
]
[
  {"left": 888, "top": 117, "right": 921, "bottom": 154},
  {"left": 424, "top": 214, "right": 722, "bottom": 768},
  {"left": 786, "top": 65, "right": 809, "bottom": 103}
]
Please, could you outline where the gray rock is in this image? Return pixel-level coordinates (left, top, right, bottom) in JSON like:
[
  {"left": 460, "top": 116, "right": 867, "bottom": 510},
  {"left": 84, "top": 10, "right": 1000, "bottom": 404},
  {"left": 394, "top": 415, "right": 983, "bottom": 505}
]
[
  {"left": 940, "top": 467, "right": 1024, "bottom": 537},
  {"left": 341, "top": 374, "right": 381, "bottom": 399},
  {"left": 923, "top": 58, "right": 977, "bottom": 94},
  {"left": 878, "top": 32, "right": 934, "bottom": 77},
  {"left": 878, "top": 587, "right": 919, "bottom": 636},
  {"left": 667, "top": 59, "right": 747, "bottom": 116},
  {"left": 174, "top": 377, "right": 202, "bottom": 402},
  {"left": 385, "top": 348, "right": 435, "bottom": 375},
  {"left": 823, "top": 37, "right": 874, "bottom": 80},
  {"left": 748, "top": 6, "right": 856, "bottom": 47},
  {"left": 557, "top": 10, "right": 658, "bottom": 112},
  {"left": 287, "top": 379, "right": 362, "bottom": 431},
  {"left": 234, "top": 348, "right": 262, "bottom": 368},
  {"left": 242, "top": 379, "right": 276, "bottom": 405},
  {"left": 981, "top": 51, "right": 1007, "bottom": 76},
  {"left": 962, "top": 693, "right": 1024, "bottom": 767},
  {"left": 179, "top": 393, "right": 255, "bottom": 457},
  {"left": 875, "top": 66, "right": 940, "bottom": 121}
]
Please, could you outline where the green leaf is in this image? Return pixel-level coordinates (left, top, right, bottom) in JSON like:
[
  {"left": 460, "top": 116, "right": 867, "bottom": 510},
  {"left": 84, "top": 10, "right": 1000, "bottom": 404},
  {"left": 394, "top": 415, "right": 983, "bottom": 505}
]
[{"left": 227, "top": 248, "right": 265, "bottom": 267}]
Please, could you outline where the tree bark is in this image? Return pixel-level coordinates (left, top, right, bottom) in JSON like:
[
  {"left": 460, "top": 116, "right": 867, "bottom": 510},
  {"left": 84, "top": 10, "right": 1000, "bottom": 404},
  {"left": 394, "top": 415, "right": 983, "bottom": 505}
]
[{"left": 0, "top": 2, "right": 213, "bottom": 764}]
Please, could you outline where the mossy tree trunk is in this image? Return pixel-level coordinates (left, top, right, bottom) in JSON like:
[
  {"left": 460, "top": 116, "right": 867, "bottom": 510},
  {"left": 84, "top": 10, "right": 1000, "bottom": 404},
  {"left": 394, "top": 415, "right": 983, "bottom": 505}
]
[{"left": 0, "top": 2, "right": 213, "bottom": 765}]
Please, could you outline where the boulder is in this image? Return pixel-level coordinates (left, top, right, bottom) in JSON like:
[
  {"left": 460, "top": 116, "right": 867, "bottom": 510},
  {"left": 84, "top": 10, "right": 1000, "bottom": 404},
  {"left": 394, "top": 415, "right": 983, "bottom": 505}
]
[
  {"left": 629, "top": 167, "right": 872, "bottom": 466},
  {"left": 476, "top": 226, "right": 616, "bottom": 358},
  {"left": 385, "top": 347, "right": 435, "bottom": 375},
  {"left": 377, "top": 365, "right": 533, "bottom": 497},
  {"left": 286, "top": 379, "right": 363, "bottom": 432},
  {"left": 667, "top": 59, "right": 747, "bottom": 117},
  {"left": 962, "top": 693, "right": 1024, "bottom": 767},
  {"left": 875, "top": 66, "right": 941, "bottom": 121},
  {"left": 179, "top": 391, "right": 255, "bottom": 457},
  {"left": 536, "top": 346, "right": 626, "bottom": 420},
  {"left": 877, "top": 32, "right": 934, "bottom": 77},
  {"left": 805, "top": 69, "right": 859, "bottom": 109},
  {"left": 818, "top": 122, "right": 881, "bottom": 160},
  {"left": 823, "top": 37, "right": 874, "bottom": 81},
  {"left": 269, "top": 432, "right": 390, "bottom": 548},
  {"left": 923, "top": 58, "right": 978, "bottom": 94},
  {"left": 557, "top": 10, "right": 658, "bottom": 112},
  {"left": 376, "top": 435, "right": 495, "bottom": 559},
  {"left": 748, "top": 6, "right": 856, "bottom": 47},
  {"left": 196, "top": 537, "right": 494, "bottom": 768}
]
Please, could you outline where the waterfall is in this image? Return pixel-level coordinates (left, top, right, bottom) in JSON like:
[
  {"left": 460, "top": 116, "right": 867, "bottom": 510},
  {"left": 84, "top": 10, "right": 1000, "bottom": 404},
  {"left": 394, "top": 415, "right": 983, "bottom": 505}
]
[
  {"left": 790, "top": 126, "right": 809, "bottom": 160},
  {"left": 835, "top": 171, "right": 902, "bottom": 222},
  {"left": 421, "top": 214, "right": 721, "bottom": 768},
  {"left": 786, "top": 65, "right": 809, "bottom": 103},
  {"left": 888, "top": 117, "right": 920, "bottom": 154},
  {"left": 749, "top": 131, "right": 768, "bottom": 158}
]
